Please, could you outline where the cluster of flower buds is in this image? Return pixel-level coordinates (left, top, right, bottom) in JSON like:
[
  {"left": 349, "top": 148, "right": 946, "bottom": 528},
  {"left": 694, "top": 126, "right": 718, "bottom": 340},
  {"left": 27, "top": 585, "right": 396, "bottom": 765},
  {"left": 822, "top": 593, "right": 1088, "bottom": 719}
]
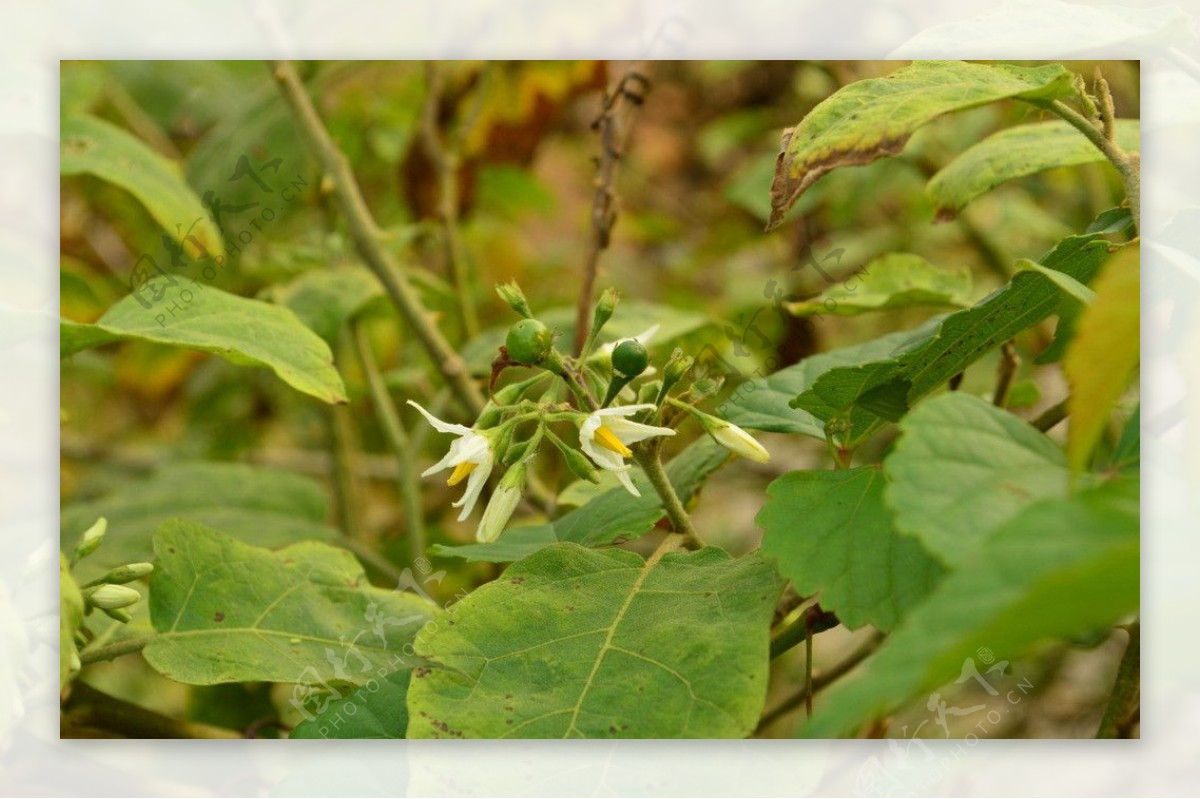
[
  {"left": 409, "top": 281, "right": 770, "bottom": 544},
  {"left": 70, "top": 517, "right": 154, "bottom": 624}
]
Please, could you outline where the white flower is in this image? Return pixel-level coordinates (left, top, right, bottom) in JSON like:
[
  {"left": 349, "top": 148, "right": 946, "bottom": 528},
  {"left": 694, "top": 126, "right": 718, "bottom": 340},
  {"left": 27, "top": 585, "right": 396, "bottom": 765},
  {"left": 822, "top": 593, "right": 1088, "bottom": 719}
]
[
  {"left": 578, "top": 404, "right": 675, "bottom": 497},
  {"left": 407, "top": 400, "right": 494, "bottom": 521},
  {"left": 707, "top": 419, "right": 771, "bottom": 463},
  {"left": 475, "top": 460, "right": 528, "bottom": 544}
]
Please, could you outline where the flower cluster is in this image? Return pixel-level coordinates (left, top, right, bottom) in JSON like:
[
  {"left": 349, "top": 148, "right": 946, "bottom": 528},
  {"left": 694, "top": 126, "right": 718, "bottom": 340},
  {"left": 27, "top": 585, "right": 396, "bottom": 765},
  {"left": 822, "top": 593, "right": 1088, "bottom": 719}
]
[{"left": 408, "top": 281, "right": 770, "bottom": 544}]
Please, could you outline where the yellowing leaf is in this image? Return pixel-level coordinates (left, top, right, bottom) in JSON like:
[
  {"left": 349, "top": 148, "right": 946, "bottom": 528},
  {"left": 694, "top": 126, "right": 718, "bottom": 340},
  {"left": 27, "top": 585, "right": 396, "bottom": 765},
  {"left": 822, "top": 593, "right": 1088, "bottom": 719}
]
[{"left": 1065, "top": 244, "right": 1140, "bottom": 470}]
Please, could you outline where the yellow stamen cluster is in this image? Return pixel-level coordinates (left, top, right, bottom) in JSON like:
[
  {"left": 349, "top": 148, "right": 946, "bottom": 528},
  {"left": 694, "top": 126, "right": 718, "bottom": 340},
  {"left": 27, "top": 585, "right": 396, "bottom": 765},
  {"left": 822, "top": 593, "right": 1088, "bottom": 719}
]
[
  {"left": 593, "top": 424, "right": 633, "bottom": 457},
  {"left": 446, "top": 461, "right": 478, "bottom": 486}
]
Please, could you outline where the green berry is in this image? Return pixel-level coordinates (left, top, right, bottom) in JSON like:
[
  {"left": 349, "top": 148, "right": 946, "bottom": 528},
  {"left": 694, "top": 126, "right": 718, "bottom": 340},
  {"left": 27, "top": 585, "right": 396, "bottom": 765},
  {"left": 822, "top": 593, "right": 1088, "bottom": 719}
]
[
  {"left": 612, "top": 338, "right": 649, "bottom": 377},
  {"left": 505, "top": 319, "right": 554, "bottom": 366}
]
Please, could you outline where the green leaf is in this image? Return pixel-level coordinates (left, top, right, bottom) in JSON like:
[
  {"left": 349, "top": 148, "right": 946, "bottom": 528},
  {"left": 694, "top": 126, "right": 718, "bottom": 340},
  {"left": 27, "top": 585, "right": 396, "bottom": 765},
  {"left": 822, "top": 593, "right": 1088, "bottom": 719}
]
[
  {"left": 1015, "top": 258, "right": 1096, "bottom": 306},
  {"left": 61, "top": 462, "right": 340, "bottom": 582},
  {"left": 928, "top": 119, "right": 1141, "bottom": 218},
  {"left": 61, "top": 553, "right": 85, "bottom": 688},
  {"left": 431, "top": 439, "right": 730, "bottom": 563},
  {"left": 802, "top": 481, "right": 1139, "bottom": 737},
  {"left": 1109, "top": 405, "right": 1140, "bottom": 475},
  {"left": 290, "top": 670, "right": 411, "bottom": 739},
  {"left": 60, "top": 286, "right": 347, "bottom": 404},
  {"left": 719, "top": 323, "right": 940, "bottom": 441},
  {"left": 786, "top": 254, "right": 972, "bottom": 317},
  {"left": 144, "top": 521, "right": 439, "bottom": 685},
  {"left": 407, "top": 544, "right": 783, "bottom": 738},
  {"left": 461, "top": 301, "right": 714, "bottom": 375},
  {"left": 791, "top": 232, "right": 1111, "bottom": 426},
  {"left": 61, "top": 114, "right": 221, "bottom": 255},
  {"left": 1066, "top": 245, "right": 1140, "bottom": 471},
  {"left": 767, "top": 61, "right": 1075, "bottom": 228},
  {"left": 265, "top": 266, "right": 384, "bottom": 345},
  {"left": 757, "top": 468, "right": 944, "bottom": 631},
  {"left": 884, "top": 393, "right": 1074, "bottom": 567}
]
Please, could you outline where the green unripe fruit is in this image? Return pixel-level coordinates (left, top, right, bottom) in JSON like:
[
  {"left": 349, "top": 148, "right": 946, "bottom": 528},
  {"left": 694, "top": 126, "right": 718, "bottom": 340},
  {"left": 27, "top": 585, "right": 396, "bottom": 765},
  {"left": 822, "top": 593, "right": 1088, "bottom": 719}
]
[
  {"left": 505, "top": 319, "right": 554, "bottom": 366},
  {"left": 612, "top": 338, "right": 649, "bottom": 378}
]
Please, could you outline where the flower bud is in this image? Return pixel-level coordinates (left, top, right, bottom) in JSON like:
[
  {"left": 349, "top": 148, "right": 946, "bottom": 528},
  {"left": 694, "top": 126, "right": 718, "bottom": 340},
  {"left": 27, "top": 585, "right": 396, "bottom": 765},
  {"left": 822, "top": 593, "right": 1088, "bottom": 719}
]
[
  {"left": 674, "top": 402, "right": 770, "bottom": 463},
  {"left": 84, "top": 583, "right": 141, "bottom": 611},
  {"left": 86, "top": 562, "right": 154, "bottom": 587},
  {"left": 546, "top": 429, "right": 601, "bottom": 484},
  {"left": 71, "top": 517, "right": 108, "bottom": 565},
  {"left": 505, "top": 319, "right": 554, "bottom": 366},
  {"left": 656, "top": 350, "right": 694, "bottom": 404},
  {"left": 101, "top": 607, "right": 134, "bottom": 624},
  {"left": 592, "top": 288, "right": 620, "bottom": 335},
  {"left": 496, "top": 281, "right": 534, "bottom": 319},
  {"left": 475, "top": 462, "right": 527, "bottom": 543}
]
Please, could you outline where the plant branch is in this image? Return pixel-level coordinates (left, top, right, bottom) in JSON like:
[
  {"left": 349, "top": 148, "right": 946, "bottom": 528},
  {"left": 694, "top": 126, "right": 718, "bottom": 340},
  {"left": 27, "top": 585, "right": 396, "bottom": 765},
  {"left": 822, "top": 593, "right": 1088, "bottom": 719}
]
[
  {"left": 352, "top": 322, "right": 427, "bottom": 565},
  {"left": 329, "top": 368, "right": 364, "bottom": 539},
  {"left": 993, "top": 339, "right": 1019, "bottom": 407},
  {"left": 633, "top": 445, "right": 703, "bottom": 550},
  {"left": 573, "top": 64, "right": 649, "bottom": 354},
  {"left": 1033, "top": 396, "right": 1070, "bottom": 432},
  {"left": 62, "top": 682, "right": 240, "bottom": 739},
  {"left": 1035, "top": 96, "right": 1139, "bottom": 232},
  {"left": 79, "top": 635, "right": 151, "bottom": 666},
  {"left": 1096, "top": 620, "right": 1140, "bottom": 738},
  {"left": 420, "top": 63, "right": 479, "bottom": 340},
  {"left": 755, "top": 630, "right": 885, "bottom": 736},
  {"left": 269, "top": 59, "right": 485, "bottom": 415}
]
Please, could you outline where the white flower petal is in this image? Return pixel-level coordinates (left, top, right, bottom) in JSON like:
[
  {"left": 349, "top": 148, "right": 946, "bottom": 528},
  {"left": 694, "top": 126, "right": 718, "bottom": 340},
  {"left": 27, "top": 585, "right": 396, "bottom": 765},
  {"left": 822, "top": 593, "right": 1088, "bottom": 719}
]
[
  {"left": 406, "top": 400, "right": 472, "bottom": 436},
  {"left": 713, "top": 423, "right": 771, "bottom": 463},
  {"left": 452, "top": 453, "right": 493, "bottom": 520},
  {"left": 614, "top": 467, "right": 640, "bottom": 497},
  {"left": 605, "top": 416, "right": 676, "bottom": 446}
]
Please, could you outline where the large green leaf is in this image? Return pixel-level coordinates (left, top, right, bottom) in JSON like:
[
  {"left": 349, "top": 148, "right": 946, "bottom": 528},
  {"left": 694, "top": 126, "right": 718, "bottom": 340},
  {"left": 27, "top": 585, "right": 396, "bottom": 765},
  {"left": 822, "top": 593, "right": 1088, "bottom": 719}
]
[
  {"left": 786, "top": 254, "right": 972, "bottom": 317},
  {"left": 1065, "top": 245, "right": 1140, "bottom": 471},
  {"left": 791, "top": 233, "right": 1111, "bottom": 426},
  {"left": 460, "top": 301, "right": 714, "bottom": 375},
  {"left": 290, "top": 670, "right": 411, "bottom": 739},
  {"left": 883, "top": 393, "right": 1072, "bottom": 567},
  {"left": 802, "top": 480, "right": 1139, "bottom": 737},
  {"left": 61, "top": 114, "right": 221, "bottom": 255},
  {"left": 718, "top": 323, "right": 941, "bottom": 442},
  {"left": 144, "top": 521, "right": 439, "bottom": 685},
  {"left": 407, "top": 544, "right": 783, "bottom": 738},
  {"left": 61, "top": 462, "right": 339, "bottom": 582},
  {"left": 265, "top": 266, "right": 384, "bottom": 345},
  {"left": 431, "top": 438, "right": 730, "bottom": 563},
  {"left": 928, "top": 119, "right": 1141, "bottom": 218},
  {"left": 767, "top": 61, "right": 1076, "bottom": 228},
  {"left": 60, "top": 286, "right": 347, "bottom": 404},
  {"left": 757, "top": 468, "right": 944, "bottom": 631}
]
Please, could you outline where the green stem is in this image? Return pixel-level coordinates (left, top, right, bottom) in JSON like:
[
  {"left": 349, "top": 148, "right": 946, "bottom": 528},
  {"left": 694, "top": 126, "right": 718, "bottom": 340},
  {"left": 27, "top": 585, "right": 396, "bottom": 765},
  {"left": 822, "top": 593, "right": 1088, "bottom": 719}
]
[
  {"left": 1096, "top": 620, "right": 1140, "bottom": 738},
  {"left": 329, "top": 359, "right": 364, "bottom": 540},
  {"left": 62, "top": 682, "right": 240, "bottom": 739},
  {"left": 352, "top": 322, "right": 426, "bottom": 565},
  {"left": 79, "top": 635, "right": 151, "bottom": 666},
  {"left": 421, "top": 63, "right": 479, "bottom": 340},
  {"left": 1033, "top": 397, "right": 1070, "bottom": 432},
  {"left": 269, "top": 60, "right": 485, "bottom": 415},
  {"left": 633, "top": 447, "right": 703, "bottom": 550},
  {"left": 1037, "top": 98, "right": 1139, "bottom": 233}
]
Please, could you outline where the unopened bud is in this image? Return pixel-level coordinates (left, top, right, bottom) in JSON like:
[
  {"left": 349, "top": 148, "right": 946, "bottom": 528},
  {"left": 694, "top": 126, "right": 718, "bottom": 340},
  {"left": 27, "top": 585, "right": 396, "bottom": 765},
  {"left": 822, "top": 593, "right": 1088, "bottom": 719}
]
[
  {"left": 84, "top": 583, "right": 141, "bottom": 611},
  {"left": 86, "top": 562, "right": 154, "bottom": 587},
  {"left": 592, "top": 288, "right": 620, "bottom": 334},
  {"left": 71, "top": 517, "right": 108, "bottom": 565},
  {"left": 496, "top": 281, "right": 534, "bottom": 319}
]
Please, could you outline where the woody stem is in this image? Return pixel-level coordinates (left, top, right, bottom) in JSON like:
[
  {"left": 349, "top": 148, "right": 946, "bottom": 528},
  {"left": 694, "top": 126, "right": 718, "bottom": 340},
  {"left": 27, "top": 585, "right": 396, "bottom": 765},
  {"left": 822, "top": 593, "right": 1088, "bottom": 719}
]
[{"left": 633, "top": 445, "right": 703, "bottom": 550}]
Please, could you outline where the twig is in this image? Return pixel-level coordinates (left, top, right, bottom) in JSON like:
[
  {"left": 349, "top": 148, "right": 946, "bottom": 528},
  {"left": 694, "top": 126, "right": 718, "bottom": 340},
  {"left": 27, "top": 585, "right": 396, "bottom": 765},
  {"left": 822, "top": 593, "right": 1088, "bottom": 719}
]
[
  {"left": 352, "top": 322, "right": 426, "bottom": 565},
  {"left": 573, "top": 64, "right": 650, "bottom": 354},
  {"left": 633, "top": 444, "right": 703, "bottom": 550},
  {"left": 1033, "top": 397, "right": 1069, "bottom": 432},
  {"left": 268, "top": 60, "right": 485, "bottom": 416},
  {"left": 993, "top": 340, "right": 1020, "bottom": 407},
  {"left": 420, "top": 63, "right": 479, "bottom": 340},
  {"left": 62, "top": 682, "right": 240, "bottom": 739},
  {"left": 755, "top": 631, "right": 885, "bottom": 735},
  {"left": 329, "top": 366, "right": 364, "bottom": 540},
  {"left": 1096, "top": 620, "right": 1140, "bottom": 738},
  {"left": 79, "top": 635, "right": 151, "bottom": 666},
  {"left": 1033, "top": 95, "right": 1139, "bottom": 232}
]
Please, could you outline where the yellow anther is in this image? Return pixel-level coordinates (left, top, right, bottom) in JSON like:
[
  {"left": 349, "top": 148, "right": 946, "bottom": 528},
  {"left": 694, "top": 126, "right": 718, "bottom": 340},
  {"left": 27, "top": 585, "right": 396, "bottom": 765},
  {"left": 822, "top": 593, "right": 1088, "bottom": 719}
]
[
  {"left": 446, "top": 461, "right": 477, "bottom": 486},
  {"left": 593, "top": 424, "right": 633, "bottom": 458}
]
